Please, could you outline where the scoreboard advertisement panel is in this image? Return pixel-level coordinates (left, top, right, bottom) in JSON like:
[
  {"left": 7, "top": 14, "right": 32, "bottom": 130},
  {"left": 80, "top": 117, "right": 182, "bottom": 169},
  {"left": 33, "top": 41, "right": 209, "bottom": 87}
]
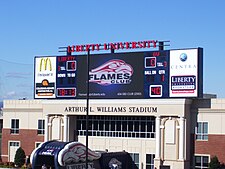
[
  {"left": 169, "top": 49, "right": 202, "bottom": 97},
  {"left": 34, "top": 48, "right": 203, "bottom": 99},
  {"left": 35, "top": 57, "right": 56, "bottom": 98}
]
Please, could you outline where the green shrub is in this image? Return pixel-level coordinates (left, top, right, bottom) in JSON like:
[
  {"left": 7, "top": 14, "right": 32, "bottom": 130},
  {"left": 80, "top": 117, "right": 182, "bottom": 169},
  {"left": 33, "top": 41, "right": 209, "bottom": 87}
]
[
  {"left": 209, "top": 156, "right": 220, "bottom": 169},
  {"left": 14, "top": 147, "right": 26, "bottom": 167},
  {"left": 0, "top": 161, "right": 14, "bottom": 168}
]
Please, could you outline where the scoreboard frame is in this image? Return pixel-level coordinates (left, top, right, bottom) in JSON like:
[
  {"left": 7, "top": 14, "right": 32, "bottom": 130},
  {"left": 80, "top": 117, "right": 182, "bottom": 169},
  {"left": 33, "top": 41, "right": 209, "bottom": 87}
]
[{"left": 34, "top": 48, "right": 203, "bottom": 99}]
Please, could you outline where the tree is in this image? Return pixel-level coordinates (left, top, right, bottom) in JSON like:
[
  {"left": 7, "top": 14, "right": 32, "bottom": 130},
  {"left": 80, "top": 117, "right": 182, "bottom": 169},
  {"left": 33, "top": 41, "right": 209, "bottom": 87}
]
[
  {"left": 209, "top": 156, "right": 221, "bottom": 169},
  {"left": 14, "top": 147, "right": 26, "bottom": 167}
]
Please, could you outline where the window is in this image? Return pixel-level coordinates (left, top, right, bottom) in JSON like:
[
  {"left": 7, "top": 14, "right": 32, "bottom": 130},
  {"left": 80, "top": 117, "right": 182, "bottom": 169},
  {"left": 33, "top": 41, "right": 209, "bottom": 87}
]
[
  {"left": 196, "top": 122, "right": 208, "bottom": 140},
  {"left": 146, "top": 154, "right": 155, "bottom": 169},
  {"left": 195, "top": 155, "right": 209, "bottom": 169},
  {"left": 9, "top": 141, "right": 19, "bottom": 147},
  {"left": 130, "top": 153, "right": 139, "bottom": 169},
  {"left": 0, "top": 119, "right": 3, "bottom": 132},
  {"left": 11, "top": 119, "right": 19, "bottom": 134},
  {"left": 35, "top": 142, "right": 42, "bottom": 148},
  {"left": 37, "top": 119, "right": 45, "bottom": 135},
  {"left": 76, "top": 115, "right": 155, "bottom": 138}
]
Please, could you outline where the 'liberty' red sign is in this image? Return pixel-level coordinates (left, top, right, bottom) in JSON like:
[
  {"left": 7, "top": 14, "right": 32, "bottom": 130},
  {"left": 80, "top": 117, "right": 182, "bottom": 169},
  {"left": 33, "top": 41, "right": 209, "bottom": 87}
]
[{"left": 67, "top": 40, "right": 158, "bottom": 53}]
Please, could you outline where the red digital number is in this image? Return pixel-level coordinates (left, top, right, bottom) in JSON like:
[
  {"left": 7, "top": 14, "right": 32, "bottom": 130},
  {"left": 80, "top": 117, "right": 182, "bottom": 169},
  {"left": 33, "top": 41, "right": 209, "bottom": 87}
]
[
  {"left": 161, "top": 74, "right": 165, "bottom": 82},
  {"left": 71, "top": 62, "right": 75, "bottom": 70},
  {"left": 146, "top": 57, "right": 156, "bottom": 68},
  {"left": 150, "top": 85, "right": 162, "bottom": 97},
  {"left": 163, "top": 61, "right": 167, "bottom": 67},
  {"left": 150, "top": 58, "right": 156, "bottom": 66},
  {"left": 151, "top": 87, "right": 161, "bottom": 95},
  {"left": 60, "top": 89, "right": 65, "bottom": 96},
  {"left": 153, "top": 52, "right": 160, "bottom": 57},
  {"left": 68, "top": 61, "right": 76, "bottom": 71},
  {"left": 72, "top": 89, "right": 75, "bottom": 96},
  {"left": 58, "top": 88, "right": 76, "bottom": 97}
]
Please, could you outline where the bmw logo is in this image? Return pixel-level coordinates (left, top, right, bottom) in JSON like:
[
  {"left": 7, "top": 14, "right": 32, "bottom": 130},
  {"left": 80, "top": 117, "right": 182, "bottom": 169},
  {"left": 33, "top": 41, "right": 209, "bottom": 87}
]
[{"left": 180, "top": 53, "right": 187, "bottom": 62}]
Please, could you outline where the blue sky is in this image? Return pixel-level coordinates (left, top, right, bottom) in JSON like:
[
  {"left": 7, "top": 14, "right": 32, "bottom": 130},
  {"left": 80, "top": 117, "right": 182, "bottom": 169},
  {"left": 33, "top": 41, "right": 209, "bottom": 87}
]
[{"left": 0, "top": 0, "right": 225, "bottom": 100}]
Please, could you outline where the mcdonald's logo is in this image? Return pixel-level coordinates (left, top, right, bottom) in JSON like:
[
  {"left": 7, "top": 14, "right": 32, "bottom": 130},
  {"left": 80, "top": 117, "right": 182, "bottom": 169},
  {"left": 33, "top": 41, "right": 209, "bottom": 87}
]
[{"left": 39, "top": 58, "right": 52, "bottom": 71}]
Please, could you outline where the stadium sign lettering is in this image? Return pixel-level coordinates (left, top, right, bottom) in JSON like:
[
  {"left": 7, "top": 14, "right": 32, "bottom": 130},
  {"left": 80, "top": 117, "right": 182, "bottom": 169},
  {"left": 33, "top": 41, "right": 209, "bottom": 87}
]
[
  {"left": 64, "top": 106, "right": 157, "bottom": 113},
  {"left": 67, "top": 40, "right": 158, "bottom": 53}
]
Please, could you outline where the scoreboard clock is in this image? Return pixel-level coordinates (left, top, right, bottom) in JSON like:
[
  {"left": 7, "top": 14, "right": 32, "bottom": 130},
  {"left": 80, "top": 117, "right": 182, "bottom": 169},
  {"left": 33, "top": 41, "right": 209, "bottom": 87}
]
[{"left": 57, "top": 88, "right": 76, "bottom": 97}]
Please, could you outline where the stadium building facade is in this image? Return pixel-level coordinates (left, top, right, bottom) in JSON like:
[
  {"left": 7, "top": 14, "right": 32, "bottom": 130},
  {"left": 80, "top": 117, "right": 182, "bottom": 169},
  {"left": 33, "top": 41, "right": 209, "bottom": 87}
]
[{"left": 2, "top": 96, "right": 225, "bottom": 169}]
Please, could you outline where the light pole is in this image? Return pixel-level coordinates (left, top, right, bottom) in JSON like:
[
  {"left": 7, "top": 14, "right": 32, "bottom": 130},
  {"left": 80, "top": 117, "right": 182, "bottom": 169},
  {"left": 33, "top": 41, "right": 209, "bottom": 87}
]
[{"left": 85, "top": 49, "right": 90, "bottom": 169}]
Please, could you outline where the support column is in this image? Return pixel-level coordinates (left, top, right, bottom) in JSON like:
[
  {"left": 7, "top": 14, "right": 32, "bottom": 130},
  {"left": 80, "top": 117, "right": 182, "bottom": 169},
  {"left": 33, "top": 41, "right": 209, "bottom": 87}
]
[
  {"left": 155, "top": 116, "right": 161, "bottom": 159},
  {"left": 179, "top": 116, "right": 185, "bottom": 160},
  {"left": 58, "top": 116, "right": 61, "bottom": 140},
  {"left": 64, "top": 115, "right": 69, "bottom": 142},
  {"left": 44, "top": 115, "right": 49, "bottom": 142}
]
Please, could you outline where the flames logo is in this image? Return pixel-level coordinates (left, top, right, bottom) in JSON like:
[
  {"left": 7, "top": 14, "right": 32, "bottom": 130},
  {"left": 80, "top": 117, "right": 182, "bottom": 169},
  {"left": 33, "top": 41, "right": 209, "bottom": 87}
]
[
  {"left": 89, "top": 59, "right": 133, "bottom": 85},
  {"left": 57, "top": 142, "right": 101, "bottom": 166}
]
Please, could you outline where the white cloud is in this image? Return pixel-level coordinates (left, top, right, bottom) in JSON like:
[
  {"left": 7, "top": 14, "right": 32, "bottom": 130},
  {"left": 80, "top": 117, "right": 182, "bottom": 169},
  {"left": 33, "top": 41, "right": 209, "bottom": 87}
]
[
  {"left": 6, "top": 91, "right": 16, "bottom": 96},
  {"left": 1, "top": 91, "right": 17, "bottom": 99}
]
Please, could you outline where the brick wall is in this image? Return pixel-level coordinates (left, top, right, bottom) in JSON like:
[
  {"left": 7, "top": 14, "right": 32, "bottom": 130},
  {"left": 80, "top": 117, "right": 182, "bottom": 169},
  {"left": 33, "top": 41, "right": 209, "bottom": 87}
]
[
  {"left": 1, "top": 128, "right": 44, "bottom": 162},
  {"left": 195, "top": 134, "right": 225, "bottom": 164}
]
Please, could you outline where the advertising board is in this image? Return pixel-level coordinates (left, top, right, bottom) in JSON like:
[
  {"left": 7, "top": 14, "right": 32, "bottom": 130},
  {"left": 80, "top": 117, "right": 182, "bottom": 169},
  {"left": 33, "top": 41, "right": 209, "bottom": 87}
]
[
  {"left": 169, "top": 49, "right": 203, "bottom": 97},
  {"left": 34, "top": 48, "right": 203, "bottom": 99},
  {"left": 35, "top": 57, "right": 56, "bottom": 98}
]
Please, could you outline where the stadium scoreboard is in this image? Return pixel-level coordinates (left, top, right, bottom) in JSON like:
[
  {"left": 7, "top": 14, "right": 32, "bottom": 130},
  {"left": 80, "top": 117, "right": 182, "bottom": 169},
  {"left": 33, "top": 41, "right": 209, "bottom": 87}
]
[{"left": 34, "top": 48, "right": 203, "bottom": 99}]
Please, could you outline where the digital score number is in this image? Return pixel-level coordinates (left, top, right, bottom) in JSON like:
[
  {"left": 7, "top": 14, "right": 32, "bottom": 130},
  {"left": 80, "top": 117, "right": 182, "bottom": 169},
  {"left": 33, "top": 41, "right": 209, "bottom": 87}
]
[
  {"left": 67, "top": 61, "right": 76, "bottom": 71},
  {"left": 150, "top": 85, "right": 162, "bottom": 97},
  {"left": 145, "top": 57, "right": 156, "bottom": 68},
  {"left": 57, "top": 88, "right": 76, "bottom": 97}
]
